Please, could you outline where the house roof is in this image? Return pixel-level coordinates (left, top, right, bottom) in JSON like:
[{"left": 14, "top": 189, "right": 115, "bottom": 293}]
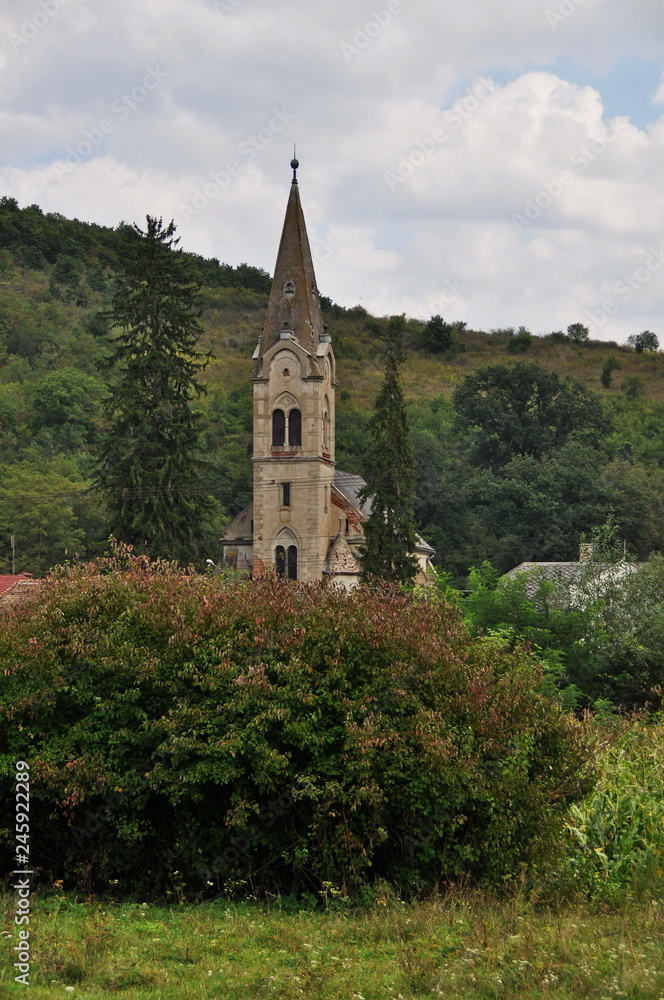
[
  {"left": 0, "top": 574, "right": 32, "bottom": 597},
  {"left": 502, "top": 560, "right": 639, "bottom": 599}
]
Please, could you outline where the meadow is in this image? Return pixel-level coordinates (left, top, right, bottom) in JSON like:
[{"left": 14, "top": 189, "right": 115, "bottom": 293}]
[{"left": 1, "top": 891, "right": 664, "bottom": 999}]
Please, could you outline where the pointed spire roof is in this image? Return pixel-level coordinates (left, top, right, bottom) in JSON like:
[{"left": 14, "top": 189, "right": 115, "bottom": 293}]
[
  {"left": 323, "top": 520, "right": 361, "bottom": 577},
  {"left": 256, "top": 159, "right": 327, "bottom": 361}
]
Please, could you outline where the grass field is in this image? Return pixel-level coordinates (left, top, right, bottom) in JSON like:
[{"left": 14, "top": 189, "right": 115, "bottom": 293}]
[{"left": 2, "top": 891, "right": 663, "bottom": 998}]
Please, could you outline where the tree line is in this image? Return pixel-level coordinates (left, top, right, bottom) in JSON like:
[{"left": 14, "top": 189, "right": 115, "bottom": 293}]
[{"left": 0, "top": 203, "right": 663, "bottom": 588}]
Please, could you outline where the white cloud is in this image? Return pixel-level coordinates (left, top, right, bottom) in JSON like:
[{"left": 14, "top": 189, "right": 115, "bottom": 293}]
[
  {"left": 653, "top": 71, "right": 664, "bottom": 104},
  {"left": 0, "top": 0, "right": 663, "bottom": 342}
]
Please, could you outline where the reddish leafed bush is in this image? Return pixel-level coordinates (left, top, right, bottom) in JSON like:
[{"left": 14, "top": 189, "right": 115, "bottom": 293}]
[{"left": 0, "top": 548, "right": 593, "bottom": 899}]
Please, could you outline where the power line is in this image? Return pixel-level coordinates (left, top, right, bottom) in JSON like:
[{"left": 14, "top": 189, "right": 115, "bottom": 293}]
[{"left": 0, "top": 477, "right": 355, "bottom": 505}]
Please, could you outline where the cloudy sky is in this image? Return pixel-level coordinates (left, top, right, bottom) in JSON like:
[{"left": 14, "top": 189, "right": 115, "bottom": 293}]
[{"left": 1, "top": 0, "right": 663, "bottom": 342}]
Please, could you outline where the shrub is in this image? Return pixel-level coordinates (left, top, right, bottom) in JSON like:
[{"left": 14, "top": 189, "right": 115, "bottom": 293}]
[
  {"left": 419, "top": 315, "right": 458, "bottom": 353},
  {"left": 622, "top": 374, "right": 645, "bottom": 399},
  {"left": 506, "top": 328, "right": 533, "bottom": 354},
  {"left": 0, "top": 550, "right": 593, "bottom": 899},
  {"left": 600, "top": 356, "right": 621, "bottom": 388},
  {"left": 560, "top": 720, "right": 664, "bottom": 904}
]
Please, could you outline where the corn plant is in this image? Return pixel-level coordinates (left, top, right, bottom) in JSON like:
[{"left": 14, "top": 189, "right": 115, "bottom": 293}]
[{"left": 564, "top": 720, "right": 664, "bottom": 902}]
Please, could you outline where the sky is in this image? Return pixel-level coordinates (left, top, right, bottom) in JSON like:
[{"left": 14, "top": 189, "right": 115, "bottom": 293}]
[{"left": 1, "top": 0, "right": 663, "bottom": 343}]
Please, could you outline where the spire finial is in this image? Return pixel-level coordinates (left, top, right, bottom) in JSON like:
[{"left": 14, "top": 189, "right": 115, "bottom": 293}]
[{"left": 290, "top": 145, "right": 299, "bottom": 184}]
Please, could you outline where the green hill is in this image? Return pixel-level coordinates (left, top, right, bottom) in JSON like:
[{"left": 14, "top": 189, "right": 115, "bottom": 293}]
[{"left": 1, "top": 197, "right": 663, "bottom": 581}]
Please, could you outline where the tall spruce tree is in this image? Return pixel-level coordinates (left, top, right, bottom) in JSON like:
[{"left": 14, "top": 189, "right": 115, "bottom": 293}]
[
  {"left": 95, "top": 216, "right": 219, "bottom": 562},
  {"left": 359, "top": 315, "right": 419, "bottom": 585}
]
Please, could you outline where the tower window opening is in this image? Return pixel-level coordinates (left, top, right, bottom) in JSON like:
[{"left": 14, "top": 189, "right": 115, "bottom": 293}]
[
  {"left": 288, "top": 408, "right": 302, "bottom": 446},
  {"left": 272, "top": 408, "right": 285, "bottom": 446},
  {"left": 282, "top": 483, "right": 291, "bottom": 507},
  {"left": 287, "top": 545, "right": 298, "bottom": 580}
]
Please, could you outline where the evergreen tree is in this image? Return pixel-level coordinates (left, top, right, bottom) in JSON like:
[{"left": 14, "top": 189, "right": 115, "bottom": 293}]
[
  {"left": 94, "top": 216, "right": 220, "bottom": 562},
  {"left": 359, "top": 315, "right": 419, "bottom": 585}
]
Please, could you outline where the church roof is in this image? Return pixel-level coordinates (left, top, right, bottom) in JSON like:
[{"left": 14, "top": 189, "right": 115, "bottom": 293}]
[
  {"left": 333, "top": 470, "right": 435, "bottom": 556},
  {"left": 334, "top": 470, "right": 372, "bottom": 518},
  {"left": 256, "top": 161, "right": 327, "bottom": 360}
]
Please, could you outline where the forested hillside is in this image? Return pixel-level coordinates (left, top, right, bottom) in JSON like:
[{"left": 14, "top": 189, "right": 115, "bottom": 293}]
[{"left": 1, "top": 196, "right": 663, "bottom": 581}]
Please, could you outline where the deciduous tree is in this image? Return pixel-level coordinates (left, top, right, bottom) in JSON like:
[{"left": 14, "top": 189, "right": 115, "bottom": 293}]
[
  {"left": 627, "top": 330, "right": 659, "bottom": 353},
  {"left": 453, "top": 362, "right": 610, "bottom": 468},
  {"left": 567, "top": 322, "right": 590, "bottom": 345}
]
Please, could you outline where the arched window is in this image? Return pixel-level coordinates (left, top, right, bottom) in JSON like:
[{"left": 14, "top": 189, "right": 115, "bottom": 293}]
[
  {"left": 288, "top": 408, "right": 301, "bottom": 446},
  {"left": 322, "top": 411, "right": 329, "bottom": 449},
  {"left": 275, "top": 544, "right": 297, "bottom": 580},
  {"left": 287, "top": 545, "right": 298, "bottom": 580},
  {"left": 275, "top": 545, "right": 286, "bottom": 577},
  {"left": 272, "top": 409, "right": 285, "bottom": 446}
]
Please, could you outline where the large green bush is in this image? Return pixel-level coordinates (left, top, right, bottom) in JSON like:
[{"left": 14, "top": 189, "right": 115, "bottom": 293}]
[{"left": 0, "top": 550, "right": 593, "bottom": 899}]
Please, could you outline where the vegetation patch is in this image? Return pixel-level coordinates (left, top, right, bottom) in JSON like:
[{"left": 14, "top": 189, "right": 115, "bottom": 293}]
[{"left": 0, "top": 552, "right": 592, "bottom": 899}]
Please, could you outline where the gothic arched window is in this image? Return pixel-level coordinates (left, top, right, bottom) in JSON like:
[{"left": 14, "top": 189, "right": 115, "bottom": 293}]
[
  {"left": 322, "top": 411, "right": 329, "bottom": 450},
  {"left": 275, "top": 544, "right": 297, "bottom": 580},
  {"left": 275, "top": 545, "right": 286, "bottom": 577},
  {"left": 288, "top": 408, "right": 302, "bottom": 446},
  {"left": 272, "top": 409, "right": 285, "bottom": 446}
]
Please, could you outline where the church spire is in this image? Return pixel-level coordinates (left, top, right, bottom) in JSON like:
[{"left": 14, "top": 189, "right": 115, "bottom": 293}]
[{"left": 255, "top": 158, "right": 326, "bottom": 363}]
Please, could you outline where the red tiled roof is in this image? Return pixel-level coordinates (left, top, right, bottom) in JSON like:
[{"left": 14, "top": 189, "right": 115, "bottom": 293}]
[{"left": 0, "top": 574, "right": 32, "bottom": 597}]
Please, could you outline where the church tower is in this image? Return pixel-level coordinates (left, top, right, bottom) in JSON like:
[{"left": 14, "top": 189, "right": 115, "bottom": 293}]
[
  {"left": 218, "top": 160, "right": 435, "bottom": 586},
  {"left": 250, "top": 157, "right": 337, "bottom": 582}
]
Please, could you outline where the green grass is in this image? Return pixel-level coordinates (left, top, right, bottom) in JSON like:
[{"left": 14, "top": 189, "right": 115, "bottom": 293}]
[{"left": 2, "top": 891, "right": 664, "bottom": 998}]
